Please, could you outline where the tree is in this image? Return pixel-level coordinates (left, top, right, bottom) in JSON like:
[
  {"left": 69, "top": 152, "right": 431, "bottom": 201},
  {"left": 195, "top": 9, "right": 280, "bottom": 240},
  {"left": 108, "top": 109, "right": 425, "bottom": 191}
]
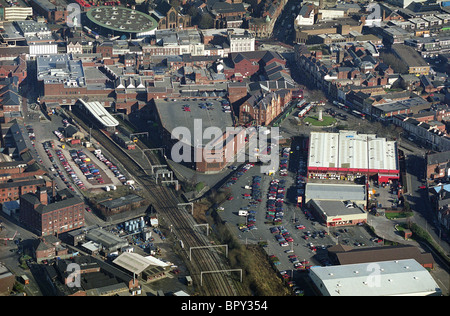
[
  {"left": 195, "top": 182, "right": 205, "bottom": 193},
  {"left": 199, "top": 14, "right": 214, "bottom": 29}
]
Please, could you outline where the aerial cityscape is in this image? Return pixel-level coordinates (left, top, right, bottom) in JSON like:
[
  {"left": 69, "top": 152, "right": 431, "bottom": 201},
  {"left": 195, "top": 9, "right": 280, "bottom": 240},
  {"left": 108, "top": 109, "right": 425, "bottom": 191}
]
[{"left": 0, "top": 0, "right": 449, "bottom": 299}]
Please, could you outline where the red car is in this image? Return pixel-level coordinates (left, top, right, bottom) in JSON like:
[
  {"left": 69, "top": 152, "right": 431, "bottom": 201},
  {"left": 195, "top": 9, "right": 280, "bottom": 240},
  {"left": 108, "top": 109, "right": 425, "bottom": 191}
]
[
  {"left": 227, "top": 196, "right": 234, "bottom": 201},
  {"left": 243, "top": 193, "right": 251, "bottom": 197},
  {"left": 419, "top": 185, "right": 426, "bottom": 189},
  {"left": 86, "top": 207, "right": 92, "bottom": 212}
]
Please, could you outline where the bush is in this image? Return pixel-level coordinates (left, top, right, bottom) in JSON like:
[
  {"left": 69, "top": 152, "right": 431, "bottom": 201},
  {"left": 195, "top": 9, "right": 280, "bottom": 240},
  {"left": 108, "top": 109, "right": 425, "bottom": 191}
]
[{"left": 195, "top": 182, "right": 205, "bottom": 192}]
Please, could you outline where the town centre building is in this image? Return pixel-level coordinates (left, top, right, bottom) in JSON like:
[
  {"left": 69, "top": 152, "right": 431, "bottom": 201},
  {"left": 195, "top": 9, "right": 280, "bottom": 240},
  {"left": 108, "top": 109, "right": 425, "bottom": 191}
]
[
  {"left": 307, "top": 131, "right": 399, "bottom": 183},
  {"left": 307, "top": 199, "right": 367, "bottom": 227}
]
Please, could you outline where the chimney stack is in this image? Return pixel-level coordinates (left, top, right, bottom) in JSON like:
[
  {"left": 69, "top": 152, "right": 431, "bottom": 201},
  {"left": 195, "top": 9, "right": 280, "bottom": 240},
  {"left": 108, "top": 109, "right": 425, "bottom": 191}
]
[{"left": 38, "top": 186, "right": 48, "bottom": 206}]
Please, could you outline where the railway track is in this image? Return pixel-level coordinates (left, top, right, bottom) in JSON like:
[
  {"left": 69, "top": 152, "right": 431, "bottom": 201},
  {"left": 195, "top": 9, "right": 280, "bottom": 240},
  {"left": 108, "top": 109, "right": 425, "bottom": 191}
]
[{"left": 69, "top": 111, "right": 241, "bottom": 296}]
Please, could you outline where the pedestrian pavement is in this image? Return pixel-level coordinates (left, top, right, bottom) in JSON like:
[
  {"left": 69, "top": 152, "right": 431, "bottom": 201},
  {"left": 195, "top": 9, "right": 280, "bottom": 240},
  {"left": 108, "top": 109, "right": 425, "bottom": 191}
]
[{"left": 368, "top": 214, "right": 420, "bottom": 247}]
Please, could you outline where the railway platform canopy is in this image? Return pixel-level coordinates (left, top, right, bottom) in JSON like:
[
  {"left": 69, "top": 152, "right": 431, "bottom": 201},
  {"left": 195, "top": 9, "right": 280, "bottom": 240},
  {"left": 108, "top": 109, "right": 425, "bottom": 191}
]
[{"left": 76, "top": 98, "right": 119, "bottom": 130}]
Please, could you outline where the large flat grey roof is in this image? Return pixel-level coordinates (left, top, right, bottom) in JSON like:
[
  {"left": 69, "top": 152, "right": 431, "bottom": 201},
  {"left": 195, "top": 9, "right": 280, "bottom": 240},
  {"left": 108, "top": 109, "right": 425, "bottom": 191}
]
[
  {"left": 86, "top": 228, "right": 128, "bottom": 250},
  {"left": 310, "top": 259, "right": 441, "bottom": 296},
  {"left": 305, "top": 183, "right": 366, "bottom": 202},
  {"left": 309, "top": 199, "right": 366, "bottom": 217},
  {"left": 37, "top": 54, "right": 85, "bottom": 86},
  {"left": 392, "top": 44, "right": 429, "bottom": 67},
  {"left": 155, "top": 99, "right": 234, "bottom": 147}
]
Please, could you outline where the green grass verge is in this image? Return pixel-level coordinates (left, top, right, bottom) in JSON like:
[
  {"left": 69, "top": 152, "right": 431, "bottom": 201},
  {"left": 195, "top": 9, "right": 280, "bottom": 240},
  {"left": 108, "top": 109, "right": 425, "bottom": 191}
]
[{"left": 304, "top": 115, "right": 336, "bottom": 126}]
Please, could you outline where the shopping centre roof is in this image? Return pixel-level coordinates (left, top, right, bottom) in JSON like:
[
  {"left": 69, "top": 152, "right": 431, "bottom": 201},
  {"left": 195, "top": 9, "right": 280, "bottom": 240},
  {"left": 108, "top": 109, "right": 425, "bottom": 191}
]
[{"left": 86, "top": 6, "right": 157, "bottom": 34}]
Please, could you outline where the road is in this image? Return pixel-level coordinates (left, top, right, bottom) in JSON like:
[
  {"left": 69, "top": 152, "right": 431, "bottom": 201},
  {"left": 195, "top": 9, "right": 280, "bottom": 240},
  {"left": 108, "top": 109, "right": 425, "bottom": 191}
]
[
  {"left": 276, "top": 75, "right": 450, "bottom": 259},
  {"left": 0, "top": 214, "right": 44, "bottom": 296},
  {"left": 402, "top": 143, "right": 450, "bottom": 257}
]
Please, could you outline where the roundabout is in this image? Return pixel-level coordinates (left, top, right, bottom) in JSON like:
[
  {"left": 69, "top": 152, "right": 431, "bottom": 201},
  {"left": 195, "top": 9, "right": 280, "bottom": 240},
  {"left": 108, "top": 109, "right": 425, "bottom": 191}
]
[{"left": 304, "top": 114, "right": 336, "bottom": 127}]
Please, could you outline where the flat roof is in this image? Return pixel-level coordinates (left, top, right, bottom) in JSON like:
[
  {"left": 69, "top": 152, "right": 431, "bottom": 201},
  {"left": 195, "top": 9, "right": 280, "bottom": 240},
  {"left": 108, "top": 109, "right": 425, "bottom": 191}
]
[
  {"left": 86, "top": 6, "right": 157, "bottom": 34},
  {"left": 309, "top": 199, "right": 366, "bottom": 218},
  {"left": 374, "top": 97, "right": 429, "bottom": 114},
  {"left": 392, "top": 44, "right": 429, "bottom": 68},
  {"left": 155, "top": 99, "right": 233, "bottom": 147},
  {"left": 308, "top": 131, "right": 398, "bottom": 172},
  {"left": 305, "top": 183, "right": 366, "bottom": 202},
  {"left": 86, "top": 228, "right": 128, "bottom": 250},
  {"left": 330, "top": 245, "right": 435, "bottom": 267},
  {"left": 36, "top": 54, "right": 85, "bottom": 87},
  {"left": 310, "top": 259, "right": 441, "bottom": 296},
  {"left": 77, "top": 99, "right": 119, "bottom": 128}
]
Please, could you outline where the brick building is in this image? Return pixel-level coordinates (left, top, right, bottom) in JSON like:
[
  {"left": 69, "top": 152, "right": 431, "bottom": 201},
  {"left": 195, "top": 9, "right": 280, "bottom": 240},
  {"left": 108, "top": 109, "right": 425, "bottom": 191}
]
[
  {"left": 0, "top": 77, "right": 21, "bottom": 123},
  {"left": 153, "top": 98, "right": 246, "bottom": 173},
  {"left": 239, "top": 89, "right": 292, "bottom": 126},
  {"left": 35, "top": 235, "right": 69, "bottom": 263},
  {"left": 0, "top": 54, "right": 27, "bottom": 84},
  {"left": 0, "top": 263, "right": 15, "bottom": 295},
  {"left": 0, "top": 159, "right": 50, "bottom": 203},
  {"left": 151, "top": 1, "right": 191, "bottom": 30},
  {"left": 19, "top": 188, "right": 85, "bottom": 236},
  {"left": 29, "top": 0, "right": 67, "bottom": 23},
  {"left": 0, "top": 178, "right": 50, "bottom": 203},
  {"left": 426, "top": 151, "right": 450, "bottom": 181}
]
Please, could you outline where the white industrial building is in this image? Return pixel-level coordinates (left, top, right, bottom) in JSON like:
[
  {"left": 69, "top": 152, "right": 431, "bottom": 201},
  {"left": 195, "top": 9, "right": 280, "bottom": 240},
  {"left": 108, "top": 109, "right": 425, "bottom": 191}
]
[
  {"left": 307, "top": 131, "right": 399, "bottom": 183},
  {"left": 309, "top": 259, "right": 442, "bottom": 296}
]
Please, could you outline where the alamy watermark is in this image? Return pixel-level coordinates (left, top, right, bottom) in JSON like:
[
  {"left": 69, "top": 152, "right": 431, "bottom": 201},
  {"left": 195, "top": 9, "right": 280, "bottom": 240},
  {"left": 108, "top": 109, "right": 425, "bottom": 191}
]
[
  {"left": 66, "top": 3, "right": 81, "bottom": 28},
  {"left": 171, "top": 120, "right": 280, "bottom": 174},
  {"left": 66, "top": 263, "right": 81, "bottom": 288},
  {"left": 365, "top": 262, "right": 381, "bottom": 288}
]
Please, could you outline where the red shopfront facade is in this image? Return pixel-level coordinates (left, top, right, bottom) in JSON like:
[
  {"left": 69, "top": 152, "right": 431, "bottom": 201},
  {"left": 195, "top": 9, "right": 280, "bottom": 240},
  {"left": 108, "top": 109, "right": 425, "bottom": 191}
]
[{"left": 307, "top": 167, "right": 399, "bottom": 183}]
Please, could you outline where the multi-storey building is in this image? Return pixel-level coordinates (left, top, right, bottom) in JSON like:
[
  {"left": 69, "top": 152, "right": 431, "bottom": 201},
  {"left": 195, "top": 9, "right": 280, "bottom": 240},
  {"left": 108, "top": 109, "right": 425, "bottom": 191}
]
[
  {"left": 29, "top": 0, "right": 67, "bottom": 24},
  {"left": 20, "top": 188, "right": 85, "bottom": 236},
  {"left": 228, "top": 30, "right": 255, "bottom": 53},
  {"left": 239, "top": 89, "right": 292, "bottom": 126}
]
